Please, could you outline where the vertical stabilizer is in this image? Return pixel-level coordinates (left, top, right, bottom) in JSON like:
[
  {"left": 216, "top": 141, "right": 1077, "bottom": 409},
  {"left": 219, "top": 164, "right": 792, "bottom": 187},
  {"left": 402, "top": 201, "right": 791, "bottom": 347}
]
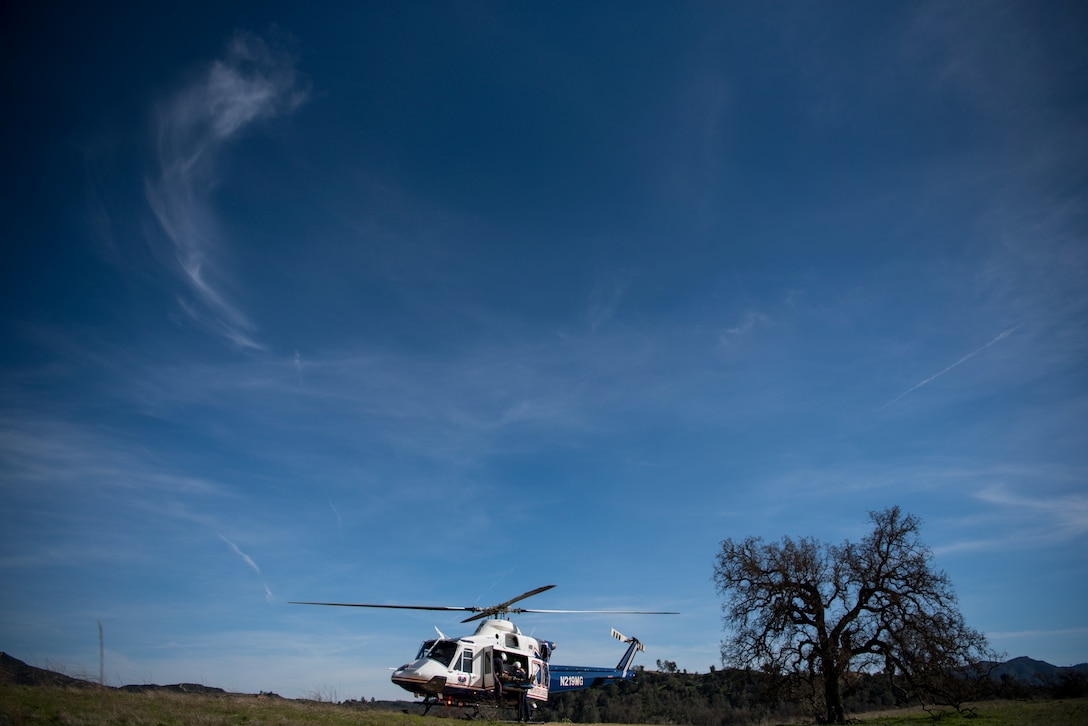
[{"left": 610, "top": 628, "right": 645, "bottom": 677}]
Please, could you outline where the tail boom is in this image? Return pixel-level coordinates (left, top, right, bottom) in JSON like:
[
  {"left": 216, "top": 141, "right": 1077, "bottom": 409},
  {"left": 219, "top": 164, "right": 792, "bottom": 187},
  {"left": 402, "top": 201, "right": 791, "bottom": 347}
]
[{"left": 547, "top": 629, "right": 648, "bottom": 693}]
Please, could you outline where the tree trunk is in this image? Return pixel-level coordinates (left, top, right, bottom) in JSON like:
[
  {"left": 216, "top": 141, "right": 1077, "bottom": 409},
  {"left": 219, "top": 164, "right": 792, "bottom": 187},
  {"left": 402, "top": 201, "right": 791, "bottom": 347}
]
[{"left": 823, "top": 667, "right": 845, "bottom": 724}]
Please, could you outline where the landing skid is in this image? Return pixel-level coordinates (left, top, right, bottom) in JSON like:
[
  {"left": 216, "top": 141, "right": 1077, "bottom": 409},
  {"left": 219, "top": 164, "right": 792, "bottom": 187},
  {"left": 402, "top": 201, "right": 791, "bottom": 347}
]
[{"left": 415, "top": 694, "right": 537, "bottom": 721}]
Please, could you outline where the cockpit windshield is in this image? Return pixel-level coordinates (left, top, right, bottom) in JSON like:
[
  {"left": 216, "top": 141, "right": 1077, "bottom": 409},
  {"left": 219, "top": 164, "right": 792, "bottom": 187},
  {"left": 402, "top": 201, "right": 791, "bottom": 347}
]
[
  {"left": 415, "top": 640, "right": 437, "bottom": 660},
  {"left": 417, "top": 639, "right": 458, "bottom": 667},
  {"left": 427, "top": 640, "right": 459, "bottom": 667}
]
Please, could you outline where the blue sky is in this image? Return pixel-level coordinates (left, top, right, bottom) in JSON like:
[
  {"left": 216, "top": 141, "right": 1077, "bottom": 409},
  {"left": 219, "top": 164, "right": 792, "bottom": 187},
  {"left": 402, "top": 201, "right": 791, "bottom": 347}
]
[{"left": 2, "top": 1, "right": 1086, "bottom": 701}]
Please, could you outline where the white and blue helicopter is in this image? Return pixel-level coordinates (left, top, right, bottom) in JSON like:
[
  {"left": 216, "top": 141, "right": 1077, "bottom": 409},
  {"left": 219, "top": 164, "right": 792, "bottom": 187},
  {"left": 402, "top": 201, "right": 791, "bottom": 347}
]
[{"left": 291, "top": 585, "right": 676, "bottom": 718}]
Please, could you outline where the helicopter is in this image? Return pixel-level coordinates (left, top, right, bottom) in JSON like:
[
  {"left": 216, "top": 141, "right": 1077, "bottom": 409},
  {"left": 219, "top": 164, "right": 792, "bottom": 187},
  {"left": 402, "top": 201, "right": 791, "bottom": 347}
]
[{"left": 290, "top": 584, "right": 677, "bottom": 718}]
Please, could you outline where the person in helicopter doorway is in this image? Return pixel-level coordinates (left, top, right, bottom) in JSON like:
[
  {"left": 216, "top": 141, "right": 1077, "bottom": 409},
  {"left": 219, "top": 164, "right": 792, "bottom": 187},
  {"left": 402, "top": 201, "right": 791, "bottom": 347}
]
[
  {"left": 518, "top": 687, "right": 531, "bottom": 722},
  {"left": 508, "top": 660, "right": 529, "bottom": 721},
  {"left": 519, "top": 665, "right": 534, "bottom": 723},
  {"left": 492, "top": 650, "right": 506, "bottom": 703}
]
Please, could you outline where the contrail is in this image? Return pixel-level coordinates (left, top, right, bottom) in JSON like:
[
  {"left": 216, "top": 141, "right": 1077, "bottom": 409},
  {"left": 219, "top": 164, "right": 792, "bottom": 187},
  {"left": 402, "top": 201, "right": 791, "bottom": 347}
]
[
  {"left": 218, "top": 533, "right": 262, "bottom": 575},
  {"left": 219, "top": 533, "right": 276, "bottom": 601},
  {"left": 879, "top": 324, "right": 1023, "bottom": 411}
]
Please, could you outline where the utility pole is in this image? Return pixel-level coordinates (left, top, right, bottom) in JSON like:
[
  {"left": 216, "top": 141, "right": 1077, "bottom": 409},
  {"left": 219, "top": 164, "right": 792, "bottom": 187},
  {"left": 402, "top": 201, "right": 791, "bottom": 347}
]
[{"left": 98, "top": 620, "right": 104, "bottom": 687}]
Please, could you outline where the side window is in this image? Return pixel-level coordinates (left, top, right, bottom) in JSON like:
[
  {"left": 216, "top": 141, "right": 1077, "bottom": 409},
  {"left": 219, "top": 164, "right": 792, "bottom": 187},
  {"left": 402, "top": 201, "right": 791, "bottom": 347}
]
[{"left": 460, "top": 649, "right": 474, "bottom": 674}]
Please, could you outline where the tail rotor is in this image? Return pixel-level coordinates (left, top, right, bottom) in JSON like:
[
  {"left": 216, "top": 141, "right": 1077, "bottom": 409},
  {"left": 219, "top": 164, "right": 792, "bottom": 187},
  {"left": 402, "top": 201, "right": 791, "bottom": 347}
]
[{"left": 610, "top": 628, "right": 644, "bottom": 652}]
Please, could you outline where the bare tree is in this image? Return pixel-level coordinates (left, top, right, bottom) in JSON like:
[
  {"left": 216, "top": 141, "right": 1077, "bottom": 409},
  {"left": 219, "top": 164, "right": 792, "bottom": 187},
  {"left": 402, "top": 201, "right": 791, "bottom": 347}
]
[{"left": 713, "top": 506, "right": 998, "bottom": 724}]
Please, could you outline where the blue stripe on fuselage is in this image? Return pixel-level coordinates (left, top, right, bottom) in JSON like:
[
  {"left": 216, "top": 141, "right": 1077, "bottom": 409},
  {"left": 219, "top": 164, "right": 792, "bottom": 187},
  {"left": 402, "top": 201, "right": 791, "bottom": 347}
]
[{"left": 548, "top": 665, "right": 632, "bottom": 693}]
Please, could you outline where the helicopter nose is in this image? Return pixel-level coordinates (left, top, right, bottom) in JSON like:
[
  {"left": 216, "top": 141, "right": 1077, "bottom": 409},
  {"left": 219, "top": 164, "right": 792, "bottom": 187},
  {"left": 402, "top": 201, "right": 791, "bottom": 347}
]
[{"left": 391, "top": 659, "right": 448, "bottom": 695}]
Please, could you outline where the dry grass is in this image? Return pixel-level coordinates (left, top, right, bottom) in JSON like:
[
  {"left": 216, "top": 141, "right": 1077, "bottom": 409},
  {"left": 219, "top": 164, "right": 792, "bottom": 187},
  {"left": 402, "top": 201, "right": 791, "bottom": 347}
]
[
  {"left": 2, "top": 685, "right": 1086, "bottom": 726},
  {"left": 0, "top": 685, "right": 447, "bottom": 725},
  {"left": 830, "top": 698, "right": 1088, "bottom": 725}
]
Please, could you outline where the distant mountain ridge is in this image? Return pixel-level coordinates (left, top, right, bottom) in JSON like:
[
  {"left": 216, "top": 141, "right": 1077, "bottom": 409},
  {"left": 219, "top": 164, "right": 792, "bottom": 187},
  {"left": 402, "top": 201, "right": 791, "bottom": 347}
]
[
  {"left": 2, "top": 650, "right": 1086, "bottom": 694},
  {"left": 0, "top": 651, "right": 96, "bottom": 688},
  {"left": 988, "top": 656, "right": 1088, "bottom": 681},
  {"left": 0, "top": 652, "right": 226, "bottom": 694}
]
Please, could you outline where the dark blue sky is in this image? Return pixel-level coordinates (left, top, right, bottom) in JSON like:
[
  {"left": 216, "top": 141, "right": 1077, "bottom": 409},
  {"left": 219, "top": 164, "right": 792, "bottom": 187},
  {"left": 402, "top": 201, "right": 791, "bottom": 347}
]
[{"left": 2, "top": 1, "right": 1086, "bottom": 699}]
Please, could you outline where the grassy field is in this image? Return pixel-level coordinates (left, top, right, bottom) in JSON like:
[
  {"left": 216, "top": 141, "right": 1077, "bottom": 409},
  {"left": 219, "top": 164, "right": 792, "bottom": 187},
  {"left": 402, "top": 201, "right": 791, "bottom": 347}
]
[
  {"left": 0, "top": 685, "right": 427, "bottom": 726},
  {"left": 839, "top": 698, "right": 1088, "bottom": 726},
  {"left": 1, "top": 685, "right": 1086, "bottom": 726},
  {"left": 848, "top": 696, "right": 1088, "bottom": 726}
]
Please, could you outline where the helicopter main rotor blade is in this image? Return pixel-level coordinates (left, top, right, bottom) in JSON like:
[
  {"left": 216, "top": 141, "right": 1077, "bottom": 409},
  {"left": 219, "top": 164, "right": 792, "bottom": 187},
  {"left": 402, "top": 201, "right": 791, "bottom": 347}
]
[
  {"left": 292, "top": 585, "right": 558, "bottom": 621},
  {"left": 511, "top": 609, "right": 680, "bottom": 616},
  {"left": 291, "top": 586, "right": 679, "bottom": 624},
  {"left": 289, "top": 602, "right": 475, "bottom": 613},
  {"left": 491, "top": 584, "right": 557, "bottom": 611},
  {"left": 460, "top": 584, "right": 556, "bottom": 622}
]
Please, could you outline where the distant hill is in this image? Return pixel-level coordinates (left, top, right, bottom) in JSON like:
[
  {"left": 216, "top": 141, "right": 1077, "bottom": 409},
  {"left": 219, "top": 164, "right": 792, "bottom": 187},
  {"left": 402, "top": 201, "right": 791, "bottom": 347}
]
[
  {"left": 117, "top": 682, "right": 228, "bottom": 695},
  {"left": 0, "top": 652, "right": 227, "bottom": 696},
  {"left": 3, "top": 648, "right": 1085, "bottom": 716},
  {"left": 988, "top": 656, "right": 1088, "bottom": 682},
  {"left": 0, "top": 651, "right": 415, "bottom": 712},
  {"left": 0, "top": 652, "right": 98, "bottom": 688}
]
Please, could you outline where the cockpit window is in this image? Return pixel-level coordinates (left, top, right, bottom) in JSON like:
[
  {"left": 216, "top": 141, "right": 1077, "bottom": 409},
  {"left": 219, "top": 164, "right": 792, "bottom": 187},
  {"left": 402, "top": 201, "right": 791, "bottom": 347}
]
[
  {"left": 424, "top": 640, "right": 459, "bottom": 668},
  {"left": 415, "top": 639, "right": 437, "bottom": 660}
]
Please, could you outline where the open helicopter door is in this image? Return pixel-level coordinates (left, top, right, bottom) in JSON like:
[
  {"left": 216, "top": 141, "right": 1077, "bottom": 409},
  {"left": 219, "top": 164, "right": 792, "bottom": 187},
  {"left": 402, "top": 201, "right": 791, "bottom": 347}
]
[
  {"left": 482, "top": 645, "right": 496, "bottom": 692},
  {"left": 528, "top": 655, "right": 549, "bottom": 702}
]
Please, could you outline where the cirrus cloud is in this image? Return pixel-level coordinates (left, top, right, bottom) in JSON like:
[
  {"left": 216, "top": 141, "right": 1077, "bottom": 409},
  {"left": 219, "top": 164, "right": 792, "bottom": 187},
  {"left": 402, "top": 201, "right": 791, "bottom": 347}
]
[{"left": 145, "top": 31, "right": 310, "bottom": 350}]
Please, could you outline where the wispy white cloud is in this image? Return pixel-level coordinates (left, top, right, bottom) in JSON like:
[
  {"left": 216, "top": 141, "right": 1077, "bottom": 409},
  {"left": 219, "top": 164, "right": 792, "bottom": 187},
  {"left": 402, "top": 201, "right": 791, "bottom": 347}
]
[
  {"left": 931, "top": 480, "right": 1088, "bottom": 556},
  {"left": 145, "top": 31, "right": 309, "bottom": 350},
  {"left": 975, "top": 484, "right": 1088, "bottom": 541},
  {"left": 293, "top": 349, "right": 305, "bottom": 385},
  {"left": 879, "top": 324, "right": 1023, "bottom": 410},
  {"left": 586, "top": 270, "right": 634, "bottom": 332},
  {"left": 717, "top": 310, "right": 769, "bottom": 347},
  {"left": 218, "top": 534, "right": 276, "bottom": 603},
  {"left": 0, "top": 412, "right": 228, "bottom": 499},
  {"left": 217, "top": 533, "right": 261, "bottom": 575},
  {"left": 988, "top": 626, "right": 1088, "bottom": 640},
  {"left": 92, "top": 314, "right": 777, "bottom": 476}
]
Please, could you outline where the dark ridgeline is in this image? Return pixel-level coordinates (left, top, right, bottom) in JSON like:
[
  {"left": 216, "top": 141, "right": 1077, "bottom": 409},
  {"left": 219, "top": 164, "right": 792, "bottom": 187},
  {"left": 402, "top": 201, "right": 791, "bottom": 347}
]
[
  {"left": 4, "top": 650, "right": 1085, "bottom": 724},
  {"left": 540, "top": 661, "right": 1088, "bottom": 725}
]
